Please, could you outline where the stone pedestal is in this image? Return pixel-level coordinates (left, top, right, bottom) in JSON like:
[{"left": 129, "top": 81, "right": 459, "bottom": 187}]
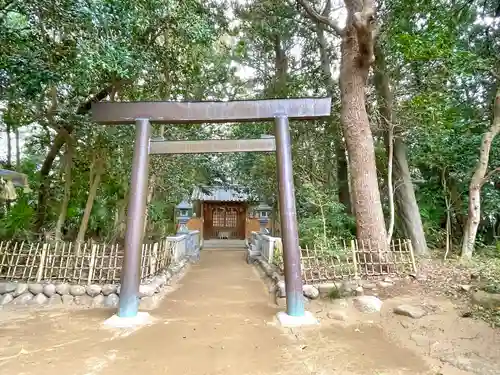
[
  {"left": 276, "top": 311, "right": 318, "bottom": 327},
  {"left": 103, "top": 312, "right": 154, "bottom": 329}
]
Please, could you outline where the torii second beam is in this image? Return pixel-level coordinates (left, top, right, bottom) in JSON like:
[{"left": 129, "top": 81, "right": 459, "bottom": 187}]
[{"left": 149, "top": 138, "right": 276, "bottom": 154}]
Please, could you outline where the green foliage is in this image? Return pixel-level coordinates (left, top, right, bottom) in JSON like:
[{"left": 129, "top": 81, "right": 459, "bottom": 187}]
[
  {"left": 0, "top": 193, "right": 35, "bottom": 240},
  {"left": 297, "top": 183, "right": 355, "bottom": 250}
]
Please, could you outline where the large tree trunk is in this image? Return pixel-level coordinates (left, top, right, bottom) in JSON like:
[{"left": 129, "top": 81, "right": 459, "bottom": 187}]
[
  {"left": 393, "top": 139, "right": 428, "bottom": 254},
  {"left": 55, "top": 141, "right": 73, "bottom": 241},
  {"left": 316, "top": 23, "right": 352, "bottom": 213},
  {"left": 374, "top": 44, "right": 428, "bottom": 255},
  {"left": 462, "top": 85, "right": 500, "bottom": 260},
  {"left": 336, "top": 137, "right": 351, "bottom": 213},
  {"left": 75, "top": 159, "right": 104, "bottom": 244},
  {"left": 143, "top": 174, "right": 156, "bottom": 235},
  {"left": 340, "top": 0, "right": 388, "bottom": 251}
]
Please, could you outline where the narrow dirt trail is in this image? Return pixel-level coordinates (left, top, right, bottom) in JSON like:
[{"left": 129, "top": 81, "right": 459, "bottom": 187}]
[{"left": 0, "top": 250, "right": 434, "bottom": 375}]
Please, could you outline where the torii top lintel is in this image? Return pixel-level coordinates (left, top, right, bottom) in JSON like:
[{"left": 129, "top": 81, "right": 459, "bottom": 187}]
[{"left": 91, "top": 97, "right": 332, "bottom": 124}]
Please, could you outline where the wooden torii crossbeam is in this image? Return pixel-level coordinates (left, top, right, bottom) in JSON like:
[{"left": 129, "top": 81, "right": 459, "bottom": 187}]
[
  {"left": 92, "top": 98, "right": 330, "bottom": 124},
  {"left": 91, "top": 97, "right": 331, "bottom": 324},
  {"left": 149, "top": 137, "right": 276, "bottom": 154}
]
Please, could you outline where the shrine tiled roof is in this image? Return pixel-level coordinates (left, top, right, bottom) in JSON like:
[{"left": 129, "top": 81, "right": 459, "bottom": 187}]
[{"left": 191, "top": 186, "right": 256, "bottom": 202}]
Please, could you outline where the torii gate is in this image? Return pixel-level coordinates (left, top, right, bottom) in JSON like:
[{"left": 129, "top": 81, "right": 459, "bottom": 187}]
[{"left": 92, "top": 97, "right": 331, "bottom": 326}]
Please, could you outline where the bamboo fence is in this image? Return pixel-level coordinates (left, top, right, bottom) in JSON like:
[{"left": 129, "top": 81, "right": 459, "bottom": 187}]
[
  {"left": 0, "top": 238, "right": 177, "bottom": 284},
  {"left": 273, "top": 238, "right": 417, "bottom": 283}
]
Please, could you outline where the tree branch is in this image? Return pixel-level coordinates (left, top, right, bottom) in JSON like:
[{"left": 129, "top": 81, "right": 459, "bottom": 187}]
[
  {"left": 352, "top": 0, "right": 378, "bottom": 65},
  {"left": 296, "top": 0, "right": 344, "bottom": 36},
  {"left": 482, "top": 167, "right": 500, "bottom": 186}
]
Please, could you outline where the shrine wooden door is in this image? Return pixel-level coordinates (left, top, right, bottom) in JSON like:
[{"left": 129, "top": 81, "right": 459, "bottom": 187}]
[{"left": 203, "top": 203, "right": 246, "bottom": 240}]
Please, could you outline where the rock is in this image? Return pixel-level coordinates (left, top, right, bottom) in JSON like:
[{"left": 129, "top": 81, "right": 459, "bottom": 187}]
[
  {"left": 318, "top": 282, "right": 342, "bottom": 295},
  {"left": 70, "top": 285, "right": 86, "bottom": 296},
  {"left": 383, "top": 277, "right": 394, "bottom": 283},
  {"left": 303, "top": 285, "right": 320, "bottom": 299},
  {"left": 62, "top": 295, "right": 74, "bottom": 305},
  {"left": 0, "top": 282, "right": 16, "bottom": 294},
  {"left": 31, "top": 293, "right": 48, "bottom": 305},
  {"left": 101, "top": 284, "right": 117, "bottom": 296},
  {"left": 276, "top": 281, "right": 286, "bottom": 298},
  {"left": 86, "top": 284, "right": 102, "bottom": 297},
  {"left": 43, "top": 283, "right": 56, "bottom": 297},
  {"left": 92, "top": 294, "right": 105, "bottom": 307},
  {"left": 139, "top": 283, "right": 157, "bottom": 297},
  {"left": 12, "top": 292, "right": 33, "bottom": 305},
  {"left": 13, "top": 283, "right": 28, "bottom": 297},
  {"left": 48, "top": 295, "right": 63, "bottom": 305},
  {"left": 355, "top": 286, "right": 364, "bottom": 296},
  {"left": 327, "top": 309, "right": 348, "bottom": 321},
  {"left": 393, "top": 304, "right": 427, "bottom": 319},
  {"left": 152, "top": 275, "right": 167, "bottom": 288},
  {"left": 74, "top": 294, "right": 93, "bottom": 306},
  {"left": 0, "top": 293, "right": 14, "bottom": 305},
  {"left": 459, "top": 284, "right": 472, "bottom": 292},
  {"left": 331, "top": 298, "right": 349, "bottom": 309},
  {"left": 378, "top": 281, "right": 393, "bottom": 288},
  {"left": 353, "top": 296, "right": 383, "bottom": 313},
  {"left": 104, "top": 293, "right": 119, "bottom": 308},
  {"left": 341, "top": 281, "right": 356, "bottom": 294},
  {"left": 55, "top": 283, "right": 70, "bottom": 295},
  {"left": 28, "top": 283, "right": 43, "bottom": 295},
  {"left": 471, "top": 290, "right": 500, "bottom": 309},
  {"left": 362, "top": 282, "right": 377, "bottom": 290}
]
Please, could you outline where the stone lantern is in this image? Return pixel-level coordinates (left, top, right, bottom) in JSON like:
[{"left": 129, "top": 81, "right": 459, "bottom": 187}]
[
  {"left": 176, "top": 200, "right": 193, "bottom": 234},
  {"left": 255, "top": 202, "right": 272, "bottom": 234}
]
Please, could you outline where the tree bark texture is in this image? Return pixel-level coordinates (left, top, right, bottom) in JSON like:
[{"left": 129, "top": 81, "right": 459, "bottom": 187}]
[
  {"left": 75, "top": 158, "right": 104, "bottom": 244},
  {"left": 143, "top": 174, "right": 156, "bottom": 235},
  {"left": 55, "top": 141, "right": 73, "bottom": 241},
  {"left": 316, "top": 23, "right": 352, "bottom": 213},
  {"left": 462, "top": 84, "right": 500, "bottom": 260},
  {"left": 340, "top": 0, "right": 388, "bottom": 252},
  {"left": 393, "top": 139, "right": 428, "bottom": 254},
  {"left": 374, "top": 44, "right": 428, "bottom": 255}
]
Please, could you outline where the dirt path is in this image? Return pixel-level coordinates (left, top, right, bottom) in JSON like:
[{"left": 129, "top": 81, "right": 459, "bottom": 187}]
[{"left": 0, "top": 250, "right": 440, "bottom": 375}]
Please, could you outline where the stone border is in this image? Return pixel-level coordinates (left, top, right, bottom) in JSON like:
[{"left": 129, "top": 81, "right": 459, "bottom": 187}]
[
  {"left": 252, "top": 255, "right": 401, "bottom": 303},
  {"left": 252, "top": 255, "right": 320, "bottom": 302},
  {"left": 0, "top": 259, "right": 190, "bottom": 310}
]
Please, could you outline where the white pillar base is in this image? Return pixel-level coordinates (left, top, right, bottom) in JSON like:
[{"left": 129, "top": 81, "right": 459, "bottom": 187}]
[
  {"left": 276, "top": 311, "right": 318, "bottom": 327},
  {"left": 102, "top": 312, "right": 154, "bottom": 329}
]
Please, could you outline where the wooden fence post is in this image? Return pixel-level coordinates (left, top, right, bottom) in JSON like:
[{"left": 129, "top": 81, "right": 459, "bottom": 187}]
[
  {"left": 351, "top": 240, "right": 358, "bottom": 279},
  {"left": 407, "top": 240, "right": 417, "bottom": 273},
  {"left": 151, "top": 242, "right": 158, "bottom": 274},
  {"left": 36, "top": 243, "right": 49, "bottom": 282},
  {"left": 88, "top": 244, "right": 98, "bottom": 284}
]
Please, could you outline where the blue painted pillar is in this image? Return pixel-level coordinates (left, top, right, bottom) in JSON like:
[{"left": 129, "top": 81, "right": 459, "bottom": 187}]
[
  {"left": 274, "top": 115, "right": 305, "bottom": 317},
  {"left": 118, "top": 118, "right": 151, "bottom": 318}
]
